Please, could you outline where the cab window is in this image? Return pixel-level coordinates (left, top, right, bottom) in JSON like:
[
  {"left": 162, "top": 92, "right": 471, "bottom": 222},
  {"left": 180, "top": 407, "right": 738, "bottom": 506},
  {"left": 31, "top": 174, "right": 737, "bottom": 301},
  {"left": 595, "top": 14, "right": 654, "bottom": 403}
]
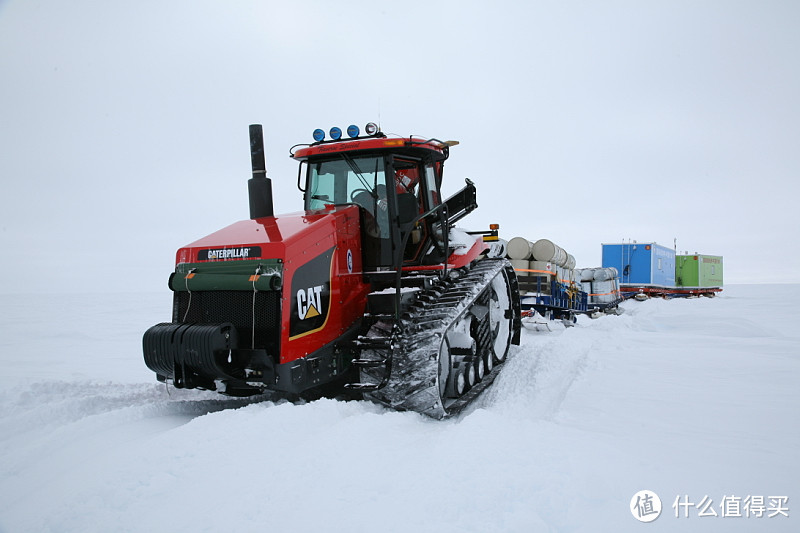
[
  {"left": 305, "top": 155, "right": 393, "bottom": 267},
  {"left": 306, "top": 156, "right": 387, "bottom": 211}
]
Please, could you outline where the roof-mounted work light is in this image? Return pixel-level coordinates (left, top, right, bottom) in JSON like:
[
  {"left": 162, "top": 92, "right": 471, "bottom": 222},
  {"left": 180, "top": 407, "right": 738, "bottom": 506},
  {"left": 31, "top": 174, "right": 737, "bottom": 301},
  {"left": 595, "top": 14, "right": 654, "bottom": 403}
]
[
  {"left": 365, "top": 122, "right": 379, "bottom": 135},
  {"left": 329, "top": 127, "right": 342, "bottom": 141},
  {"left": 347, "top": 125, "right": 360, "bottom": 138},
  {"left": 312, "top": 129, "right": 325, "bottom": 142}
]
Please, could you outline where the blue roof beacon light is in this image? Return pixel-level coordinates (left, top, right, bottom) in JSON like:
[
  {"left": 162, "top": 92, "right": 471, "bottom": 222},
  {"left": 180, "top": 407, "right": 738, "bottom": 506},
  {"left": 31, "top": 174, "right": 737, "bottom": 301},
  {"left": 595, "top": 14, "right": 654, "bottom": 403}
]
[
  {"left": 329, "top": 127, "right": 342, "bottom": 140},
  {"left": 347, "top": 124, "right": 360, "bottom": 138},
  {"left": 312, "top": 128, "right": 325, "bottom": 142}
]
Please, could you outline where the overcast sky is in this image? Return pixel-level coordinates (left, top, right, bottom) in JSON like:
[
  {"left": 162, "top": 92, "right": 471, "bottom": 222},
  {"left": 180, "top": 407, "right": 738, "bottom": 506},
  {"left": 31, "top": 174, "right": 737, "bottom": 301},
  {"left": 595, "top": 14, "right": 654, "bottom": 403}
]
[{"left": 1, "top": 0, "right": 798, "bottom": 293}]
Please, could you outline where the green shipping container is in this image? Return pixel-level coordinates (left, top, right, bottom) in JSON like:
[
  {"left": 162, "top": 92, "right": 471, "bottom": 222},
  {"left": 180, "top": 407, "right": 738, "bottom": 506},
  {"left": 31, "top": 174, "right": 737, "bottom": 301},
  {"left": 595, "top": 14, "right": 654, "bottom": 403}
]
[{"left": 675, "top": 255, "right": 723, "bottom": 288}]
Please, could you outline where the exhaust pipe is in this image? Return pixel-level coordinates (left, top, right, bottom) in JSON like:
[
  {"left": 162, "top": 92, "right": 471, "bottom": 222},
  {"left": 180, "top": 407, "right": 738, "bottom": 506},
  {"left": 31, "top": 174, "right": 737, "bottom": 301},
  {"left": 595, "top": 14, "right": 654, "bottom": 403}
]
[{"left": 248, "top": 124, "right": 274, "bottom": 219}]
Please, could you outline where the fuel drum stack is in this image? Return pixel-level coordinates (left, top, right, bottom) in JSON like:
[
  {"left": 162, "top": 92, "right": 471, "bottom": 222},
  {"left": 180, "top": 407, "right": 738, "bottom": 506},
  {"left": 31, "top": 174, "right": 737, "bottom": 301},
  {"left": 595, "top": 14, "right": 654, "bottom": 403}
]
[
  {"left": 504, "top": 237, "right": 586, "bottom": 325},
  {"left": 578, "top": 267, "right": 624, "bottom": 315}
]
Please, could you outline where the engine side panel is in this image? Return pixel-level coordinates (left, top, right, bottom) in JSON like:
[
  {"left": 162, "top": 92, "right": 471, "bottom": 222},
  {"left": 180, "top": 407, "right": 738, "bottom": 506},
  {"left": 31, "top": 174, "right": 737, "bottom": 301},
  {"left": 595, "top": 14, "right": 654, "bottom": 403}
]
[{"left": 280, "top": 206, "right": 368, "bottom": 365}]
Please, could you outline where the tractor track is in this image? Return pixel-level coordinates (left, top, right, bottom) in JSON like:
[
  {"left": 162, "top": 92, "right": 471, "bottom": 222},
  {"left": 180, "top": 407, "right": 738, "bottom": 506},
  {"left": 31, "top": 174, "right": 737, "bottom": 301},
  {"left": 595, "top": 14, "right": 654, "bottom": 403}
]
[{"left": 359, "top": 259, "right": 520, "bottom": 418}]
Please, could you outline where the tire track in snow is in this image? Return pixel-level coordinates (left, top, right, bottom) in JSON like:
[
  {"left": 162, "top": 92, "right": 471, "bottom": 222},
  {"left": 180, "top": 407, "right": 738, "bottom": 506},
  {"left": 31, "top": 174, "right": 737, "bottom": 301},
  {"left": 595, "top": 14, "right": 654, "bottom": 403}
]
[
  {"left": 0, "top": 381, "right": 272, "bottom": 434},
  {"left": 0, "top": 381, "right": 279, "bottom": 485},
  {"left": 475, "top": 324, "right": 595, "bottom": 420}
]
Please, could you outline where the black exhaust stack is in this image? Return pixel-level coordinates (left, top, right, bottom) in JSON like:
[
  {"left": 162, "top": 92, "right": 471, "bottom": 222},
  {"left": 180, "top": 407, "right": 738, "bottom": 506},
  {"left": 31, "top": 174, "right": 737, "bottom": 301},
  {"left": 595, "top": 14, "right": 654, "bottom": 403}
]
[{"left": 248, "top": 124, "right": 274, "bottom": 219}]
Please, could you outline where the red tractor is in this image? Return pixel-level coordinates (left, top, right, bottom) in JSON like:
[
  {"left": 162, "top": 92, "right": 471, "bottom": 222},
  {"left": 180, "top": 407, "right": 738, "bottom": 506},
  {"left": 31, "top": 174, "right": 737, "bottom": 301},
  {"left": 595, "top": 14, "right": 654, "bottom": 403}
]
[{"left": 143, "top": 123, "right": 521, "bottom": 418}]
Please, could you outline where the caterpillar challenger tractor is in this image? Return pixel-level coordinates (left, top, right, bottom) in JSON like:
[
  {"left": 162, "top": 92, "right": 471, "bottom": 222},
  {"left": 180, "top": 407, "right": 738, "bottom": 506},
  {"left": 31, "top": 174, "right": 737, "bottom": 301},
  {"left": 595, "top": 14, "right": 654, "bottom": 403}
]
[{"left": 143, "top": 123, "right": 521, "bottom": 418}]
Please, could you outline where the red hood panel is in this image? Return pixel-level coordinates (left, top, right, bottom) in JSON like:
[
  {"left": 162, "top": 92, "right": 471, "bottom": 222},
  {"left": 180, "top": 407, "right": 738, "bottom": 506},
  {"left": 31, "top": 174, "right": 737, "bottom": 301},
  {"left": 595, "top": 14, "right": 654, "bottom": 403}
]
[{"left": 175, "top": 208, "right": 350, "bottom": 264}]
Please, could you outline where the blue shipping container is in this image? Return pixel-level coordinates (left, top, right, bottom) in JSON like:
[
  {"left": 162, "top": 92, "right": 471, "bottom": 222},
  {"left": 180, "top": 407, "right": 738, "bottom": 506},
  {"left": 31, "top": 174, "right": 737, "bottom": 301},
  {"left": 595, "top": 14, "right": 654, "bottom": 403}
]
[{"left": 602, "top": 243, "right": 675, "bottom": 288}]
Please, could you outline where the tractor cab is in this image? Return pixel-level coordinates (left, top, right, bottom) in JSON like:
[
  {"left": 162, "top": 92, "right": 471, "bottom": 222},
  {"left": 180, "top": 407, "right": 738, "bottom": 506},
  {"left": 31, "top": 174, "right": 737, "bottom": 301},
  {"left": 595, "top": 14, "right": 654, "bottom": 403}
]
[{"left": 292, "top": 124, "right": 460, "bottom": 272}]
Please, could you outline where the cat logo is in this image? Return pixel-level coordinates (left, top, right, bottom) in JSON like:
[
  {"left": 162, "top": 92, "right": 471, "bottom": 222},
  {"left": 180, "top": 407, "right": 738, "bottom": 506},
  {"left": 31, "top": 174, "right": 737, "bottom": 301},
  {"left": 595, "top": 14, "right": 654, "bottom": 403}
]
[
  {"left": 289, "top": 247, "right": 334, "bottom": 339},
  {"left": 297, "top": 285, "right": 324, "bottom": 320}
]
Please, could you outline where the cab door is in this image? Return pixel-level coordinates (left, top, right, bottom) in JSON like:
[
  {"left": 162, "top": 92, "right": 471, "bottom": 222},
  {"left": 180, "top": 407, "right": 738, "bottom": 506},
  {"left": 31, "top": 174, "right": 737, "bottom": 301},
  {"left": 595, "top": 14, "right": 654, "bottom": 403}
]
[{"left": 388, "top": 156, "right": 447, "bottom": 266}]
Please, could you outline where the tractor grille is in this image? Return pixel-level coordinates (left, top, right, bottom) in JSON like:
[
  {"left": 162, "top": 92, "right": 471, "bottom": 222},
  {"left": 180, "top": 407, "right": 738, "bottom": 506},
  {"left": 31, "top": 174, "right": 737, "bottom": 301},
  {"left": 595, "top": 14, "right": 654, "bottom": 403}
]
[{"left": 173, "top": 290, "right": 281, "bottom": 353}]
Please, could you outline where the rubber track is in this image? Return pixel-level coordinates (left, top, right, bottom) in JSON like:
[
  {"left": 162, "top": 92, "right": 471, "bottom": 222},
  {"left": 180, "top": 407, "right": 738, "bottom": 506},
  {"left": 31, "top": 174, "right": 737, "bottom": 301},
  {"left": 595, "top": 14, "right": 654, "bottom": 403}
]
[{"left": 362, "top": 259, "right": 513, "bottom": 419}]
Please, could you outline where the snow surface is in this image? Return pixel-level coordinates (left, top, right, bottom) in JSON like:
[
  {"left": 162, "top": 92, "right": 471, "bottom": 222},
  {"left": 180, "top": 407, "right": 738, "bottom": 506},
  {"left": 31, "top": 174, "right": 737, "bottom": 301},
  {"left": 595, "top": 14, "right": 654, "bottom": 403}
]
[{"left": 1, "top": 285, "right": 798, "bottom": 532}]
